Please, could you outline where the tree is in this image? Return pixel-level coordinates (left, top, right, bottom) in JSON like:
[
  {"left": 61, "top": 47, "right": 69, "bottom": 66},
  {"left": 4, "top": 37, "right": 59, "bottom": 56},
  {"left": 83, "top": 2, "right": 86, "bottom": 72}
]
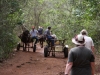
[{"left": 0, "top": 0, "right": 23, "bottom": 60}]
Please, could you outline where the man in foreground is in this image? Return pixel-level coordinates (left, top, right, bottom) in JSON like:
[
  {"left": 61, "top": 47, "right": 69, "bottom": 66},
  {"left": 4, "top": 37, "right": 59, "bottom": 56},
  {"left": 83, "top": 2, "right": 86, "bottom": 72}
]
[{"left": 65, "top": 34, "right": 95, "bottom": 75}]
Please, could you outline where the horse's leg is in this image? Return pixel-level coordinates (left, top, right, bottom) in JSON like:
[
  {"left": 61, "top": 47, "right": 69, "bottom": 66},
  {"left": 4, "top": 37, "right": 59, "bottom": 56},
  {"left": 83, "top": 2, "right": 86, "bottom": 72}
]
[
  {"left": 25, "top": 43, "right": 27, "bottom": 51},
  {"left": 23, "top": 43, "right": 25, "bottom": 51},
  {"left": 41, "top": 39, "right": 43, "bottom": 48},
  {"left": 28, "top": 43, "right": 29, "bottom": 52},
  {"left": 31, "top": 39, "right": 34, "bottom": 48},
  {"left": 40, "top": 40, "right": 42, "bottom": 48},
  {"left": 39, "top": 39, "right": 41, "bottom": 47},
  {"left": 39, "top": 38, "right": 43, "bottom": 48},
  {"left": 32, "top": 42, "right": 33, "bottom": 48}
]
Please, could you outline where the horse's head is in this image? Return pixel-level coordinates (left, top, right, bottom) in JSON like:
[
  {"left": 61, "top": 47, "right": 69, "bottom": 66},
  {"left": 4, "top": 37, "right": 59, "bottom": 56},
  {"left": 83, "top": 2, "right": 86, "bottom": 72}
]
[
  {"left": 23, "top": 30, "right": 30, "bottom": 36},
  {"left": 20, "top": 30, "right": 31, "bottom": 43}
]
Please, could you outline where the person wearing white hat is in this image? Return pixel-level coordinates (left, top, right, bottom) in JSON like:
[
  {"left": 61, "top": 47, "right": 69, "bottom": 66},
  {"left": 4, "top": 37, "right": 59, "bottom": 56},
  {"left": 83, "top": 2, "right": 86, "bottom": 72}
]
[
  {"left": 64, "top": 34, "right": 95, "bottom": 75},
  {"left": 80, "top": 29, "right": 95, "bottom": 54}
]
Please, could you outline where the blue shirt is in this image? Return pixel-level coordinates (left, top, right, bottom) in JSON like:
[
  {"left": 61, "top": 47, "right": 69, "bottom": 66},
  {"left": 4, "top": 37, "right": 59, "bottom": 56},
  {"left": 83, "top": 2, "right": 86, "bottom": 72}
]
[{"left": 30, "top": 29, "right": 38, "bottom": 37}]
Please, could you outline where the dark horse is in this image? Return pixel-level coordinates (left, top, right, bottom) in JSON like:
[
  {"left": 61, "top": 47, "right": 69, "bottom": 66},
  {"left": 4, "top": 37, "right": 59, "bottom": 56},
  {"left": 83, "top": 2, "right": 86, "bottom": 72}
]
[
  {"left": 20, "top": 30, "right": 31, "bottom": 51},
  {"left": 38, "top": 35, "right": 46, "bottom": 48},
  {"left": 17, "top": 30, "right": 45, "bottom": 52},
  {"left": 17, "top": 30, "right": 33, "bottom": 51}
]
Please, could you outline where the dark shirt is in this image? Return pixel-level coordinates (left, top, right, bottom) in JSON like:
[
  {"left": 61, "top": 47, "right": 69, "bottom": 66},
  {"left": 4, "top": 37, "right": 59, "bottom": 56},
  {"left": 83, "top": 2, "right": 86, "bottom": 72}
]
[
  {"left": 44, "top": 29, "right": 51, "bottom": 37},
  {"left": 38, "top": 28, "right": 43, "bottom": 35},
  {"left": 68, "top": 46, "right": 95, "bottom": 75}
]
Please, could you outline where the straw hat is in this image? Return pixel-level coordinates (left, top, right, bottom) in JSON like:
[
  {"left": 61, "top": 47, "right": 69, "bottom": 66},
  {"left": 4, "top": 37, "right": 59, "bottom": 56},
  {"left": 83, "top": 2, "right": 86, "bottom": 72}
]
[{"left": 72, "top": 34, "right": 85, "bottom": 45}]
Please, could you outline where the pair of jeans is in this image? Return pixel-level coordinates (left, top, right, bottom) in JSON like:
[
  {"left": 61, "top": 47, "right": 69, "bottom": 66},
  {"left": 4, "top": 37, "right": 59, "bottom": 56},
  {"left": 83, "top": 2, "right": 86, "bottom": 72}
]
[
  {"left": 32, "top": 36, "right": 38, "bottom": 45},
  {"left": 47, "top": 35, "right": 54, "bottom": 46}
]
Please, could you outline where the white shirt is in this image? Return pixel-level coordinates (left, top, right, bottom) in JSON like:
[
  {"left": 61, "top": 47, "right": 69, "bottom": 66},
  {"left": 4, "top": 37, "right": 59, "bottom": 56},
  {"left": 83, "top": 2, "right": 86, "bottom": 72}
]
[
  {"left": 84, "top": 35, "right": 94, "bottom": 50},
  {"left": 30, "top": 29, "right": 38, "bottom": 37}
]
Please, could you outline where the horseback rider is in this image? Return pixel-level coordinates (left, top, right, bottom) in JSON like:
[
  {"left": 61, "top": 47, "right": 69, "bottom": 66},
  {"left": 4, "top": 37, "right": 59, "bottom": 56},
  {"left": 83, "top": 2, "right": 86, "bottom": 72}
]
[
  {"left": 30, "top": 26, "right": 38, "bottom": 45},
  {"left": 44, "top": 26, "right": 55, "bottom": 46}
]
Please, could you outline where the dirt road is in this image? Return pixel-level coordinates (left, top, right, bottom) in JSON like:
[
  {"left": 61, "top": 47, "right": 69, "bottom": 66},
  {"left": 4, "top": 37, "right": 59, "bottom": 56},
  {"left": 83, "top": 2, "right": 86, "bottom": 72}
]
[{"left": 0, "top": 44, "right": 67, "bottom": 75}]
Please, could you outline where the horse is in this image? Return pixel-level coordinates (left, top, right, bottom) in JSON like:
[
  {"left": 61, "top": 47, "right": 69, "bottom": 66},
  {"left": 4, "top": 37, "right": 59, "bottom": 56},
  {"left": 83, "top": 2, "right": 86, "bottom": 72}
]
[
  {"left": 17, "top": 30, "right": 33, "bottom": 51},
  {"left": 17, "top": 29, "right": 46, "bottom": 52},
  {"left": 21, "top": 30, "right": 31, "bottom": 51},
  {"left": 38, "top": 34, "right": 46, "bottom": 48}
]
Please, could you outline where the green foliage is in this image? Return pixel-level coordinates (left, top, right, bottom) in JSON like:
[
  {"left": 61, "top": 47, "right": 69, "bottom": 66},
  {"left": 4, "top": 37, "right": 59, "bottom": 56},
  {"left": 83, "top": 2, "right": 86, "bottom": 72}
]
[
  {"left": 19, "top": 0, "right": 100, "bottom": 50},
  {"left": 0, "top": 0, "right": 23, "bottom": 60},
  {"left": 69, "top": 0, "right": 100, "bottom": 51},
  {"left": 1, "top": 0, "right": 100, "bottom": 60}
]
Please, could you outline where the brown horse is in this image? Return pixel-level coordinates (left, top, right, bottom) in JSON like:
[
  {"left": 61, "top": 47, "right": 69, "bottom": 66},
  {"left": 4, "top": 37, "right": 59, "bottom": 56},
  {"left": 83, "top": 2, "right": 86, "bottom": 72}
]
[{"left": 17, "top": 30, "right": 33, "bottom": 51}]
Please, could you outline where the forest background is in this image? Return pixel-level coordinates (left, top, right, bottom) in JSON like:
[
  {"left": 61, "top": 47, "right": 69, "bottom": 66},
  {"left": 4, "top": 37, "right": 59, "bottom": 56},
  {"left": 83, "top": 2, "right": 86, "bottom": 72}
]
[{"left": 0, "top": 0, "right": 100, "bottom": 60}]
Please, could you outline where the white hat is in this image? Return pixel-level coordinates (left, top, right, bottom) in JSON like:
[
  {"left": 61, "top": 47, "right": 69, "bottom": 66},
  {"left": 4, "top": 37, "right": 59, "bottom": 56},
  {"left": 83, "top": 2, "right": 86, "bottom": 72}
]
[{"left": 72, "top": 34, "right": 85, "bottom": 45}]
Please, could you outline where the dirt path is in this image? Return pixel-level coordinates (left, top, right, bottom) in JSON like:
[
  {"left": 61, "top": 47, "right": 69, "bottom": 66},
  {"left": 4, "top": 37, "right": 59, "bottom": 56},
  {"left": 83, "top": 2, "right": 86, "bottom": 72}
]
[{"left": 0, "top": 44, "right": 67, "bottom": 75}]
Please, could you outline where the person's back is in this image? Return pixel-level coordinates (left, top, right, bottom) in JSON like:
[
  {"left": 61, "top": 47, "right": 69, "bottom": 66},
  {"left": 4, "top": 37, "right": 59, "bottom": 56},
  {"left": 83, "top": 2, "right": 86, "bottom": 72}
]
[
  {"left": 38, "top": 26, "right": 43, "bottom": 35},
  {"left": 84, "top": 35, "right": 94, "bottom": 50},
  {"left": 69, "top": 46, "right": 94, "bottom": 75},
  {"left": 44, "top": 27, "right": 51, "bottom": 38},
  {"left": 44, "top": 26, "right": 55, "bottom": 46},
  {"left": 65, "top": 34, "right": 95, "bottom": 75},
  {"left": 80, "top": 29, "right": 95, "bottom": 53},
  {"left": 70, "top": 46, "right": 93, "bottom": 66},
  {"left": 45, "top": 28, "right": 51, "bottom": 36}
]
